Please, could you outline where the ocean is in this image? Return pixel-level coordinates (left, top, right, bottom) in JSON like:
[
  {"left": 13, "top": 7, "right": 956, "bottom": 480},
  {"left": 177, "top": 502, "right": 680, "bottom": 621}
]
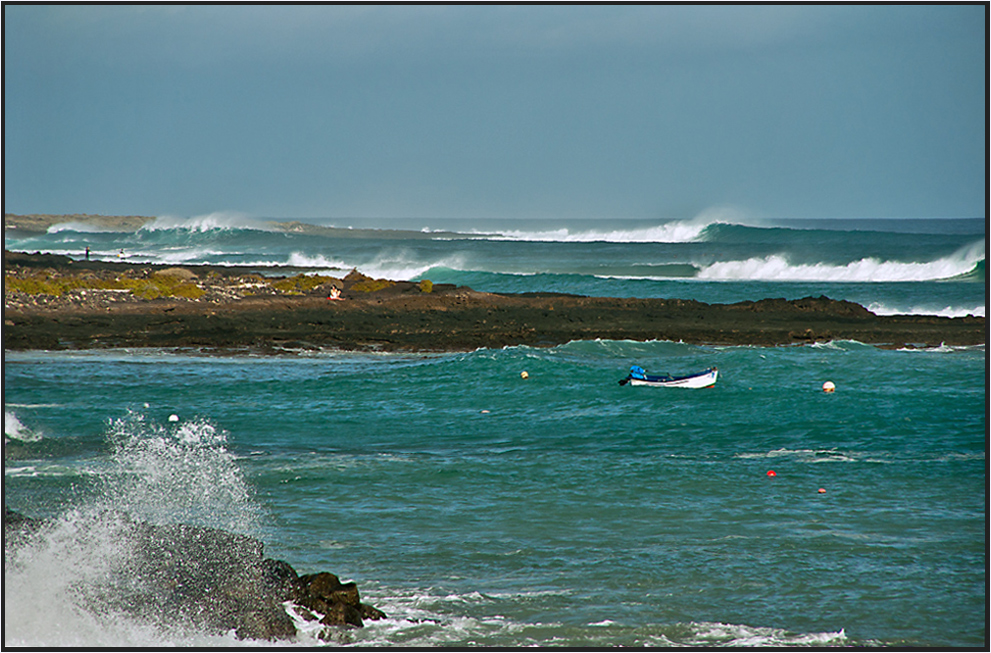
[{"left": 3, "top": 214, "right": 986, "bottom": 647}]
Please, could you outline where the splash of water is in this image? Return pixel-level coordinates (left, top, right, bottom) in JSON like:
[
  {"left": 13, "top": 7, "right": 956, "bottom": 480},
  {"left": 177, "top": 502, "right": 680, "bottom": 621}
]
[
  {"left": 5, "top": 410, "right": 42, "bottom": 443},
  {"left": 104, "top": 411, "right": 261, "bottom": 533},
  {"left": 4, "top": 412, "right": 265, "bottom": 646},
  {"left": 139, "top": 211, "right": 275, "bottom": 233}
]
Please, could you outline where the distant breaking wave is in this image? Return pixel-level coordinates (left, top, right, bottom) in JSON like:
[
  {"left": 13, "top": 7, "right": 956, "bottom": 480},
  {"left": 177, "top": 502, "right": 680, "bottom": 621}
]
[
  {"left": 478, "top": 219, "right": 714, "bottom": 243},
  {"left": 696, "top": 240, "right": 985, "bottom": 283},
  {"left": 867, "top": 303, "right": 985, "bottom": 318},
  {"left": 139, "top": 212, "right": 277, "bottom": 233},
  {"left": 46, "top": 221, "right": 125, "bottom": 234},
  {"left": 286, "top": 251, "right": 467, "bottom": 281}
]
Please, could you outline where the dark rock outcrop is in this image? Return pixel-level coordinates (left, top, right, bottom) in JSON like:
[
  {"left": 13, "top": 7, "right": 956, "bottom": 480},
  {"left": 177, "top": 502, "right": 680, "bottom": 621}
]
[
  {"left": 5, "top": 252, "right": 986, "bottom": 352},
  {"left": 3, "top": 508, "right": 384, "bottom": 641}
]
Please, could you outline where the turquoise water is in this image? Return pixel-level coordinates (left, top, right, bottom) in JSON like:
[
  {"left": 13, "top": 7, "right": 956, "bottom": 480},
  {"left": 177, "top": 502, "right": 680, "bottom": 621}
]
[
  {"left": 4, "top": 340, "right": 986, "bottom": 646},
  {"left": 4, "top": 215, "right": 986, "bottom": 645},
  {"left": 5, "top": 215, "right": 985, "bottom": 317}
]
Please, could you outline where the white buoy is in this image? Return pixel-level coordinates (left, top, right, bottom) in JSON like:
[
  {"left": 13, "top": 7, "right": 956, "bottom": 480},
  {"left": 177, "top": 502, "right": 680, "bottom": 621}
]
[
  {"left": 822, "top": 381, "right": 835, "bottom": 393},
  {"left": 168, "top": 414, "right": 180, "bottom": 422},
  {"left": 520, "top": 371, "right": 529, "bottom": 379}
]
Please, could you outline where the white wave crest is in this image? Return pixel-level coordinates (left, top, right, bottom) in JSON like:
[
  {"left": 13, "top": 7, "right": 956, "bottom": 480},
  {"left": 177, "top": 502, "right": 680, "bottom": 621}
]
[
  {"left": 473, "top": 207, "right": 754, "bottom": 243},
  {"left": 5, "top": 411, "right": 42, "bottom": 442},
  {"left": 482, "top": 219, "right": 712, "bottom": 243},
  {"left": 285, "top": 251, "right": 352, "bottom": 271},
  {"left": 285, "top": 251, "right": 467, "bottom": 280},
  {"left": 867, "top": 302, "right": 985, "bottom": 318},
  {"left": 698, "top": 239, "right": 984, "bottom": 282},
  {"left": 347, "top": 585, "right": 853, "bottom": 647},
  {"left": 360, "top": 253, "right": 466, "bottom": 280},
  {"left": 46, "top": 221, "right": 123, "bottom": 234},
  {"left": 139, "top": 211, "right": 275, "bottom": 233},
  {"left": 735, "top": 448, "right": 859, "bottom": 463},
  {"left": 896, "top": 342, "right": 985, "bottom": 353},
  {"left": 680, "top": 622, "right": 848, "bottom": 647},
  {"left": 155, "top": 247, "right": 229, "bottom": 264}
]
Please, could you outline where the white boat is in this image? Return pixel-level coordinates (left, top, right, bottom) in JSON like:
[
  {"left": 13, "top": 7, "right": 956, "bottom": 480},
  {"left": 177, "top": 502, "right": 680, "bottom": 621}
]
[{"left": 619, "top": 366, "right": 718, "bottom": 389}]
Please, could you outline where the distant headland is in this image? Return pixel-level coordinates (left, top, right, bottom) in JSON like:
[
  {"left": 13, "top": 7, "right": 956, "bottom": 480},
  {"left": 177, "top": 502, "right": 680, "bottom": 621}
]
[{"left": 5, "top": 213, "right": 156, "bottom": 233}]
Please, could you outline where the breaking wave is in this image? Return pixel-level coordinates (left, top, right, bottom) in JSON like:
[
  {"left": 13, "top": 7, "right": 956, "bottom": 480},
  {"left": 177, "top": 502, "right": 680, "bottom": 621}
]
[
  {"left": 480, "top": 219, "right": 712, "bottom": 243},
  {"left": 285, "top": 252, "right": 352, "bottom": 272},
  {"left": 697, "top": 240, "right": 984, "bottom": 282},
  {"left": 285, "top": 251, "right": 467, "bottom": 281},
  {"left": 867, "top": 302, "right": 985, "bottom": 318},
  {"left": 466, "top": 207, "right": 750, "bottom": 243},
  {"left": 5, "top": 410, "right": 42, "bottom": 443},
  {"left": 139, "top": 212, "right": 276, "bottom": 234},
  {"left": 46, "top": 221, "right": 125, "bottom": 234},
  {"left": 4, "top": 411, "right": 265, "bottom": 646}
]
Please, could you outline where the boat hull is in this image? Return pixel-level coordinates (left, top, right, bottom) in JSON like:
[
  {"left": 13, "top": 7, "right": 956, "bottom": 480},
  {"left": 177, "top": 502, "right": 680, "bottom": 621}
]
[{"left": 626, "top": 368, "right": 718, "bottom": 388}]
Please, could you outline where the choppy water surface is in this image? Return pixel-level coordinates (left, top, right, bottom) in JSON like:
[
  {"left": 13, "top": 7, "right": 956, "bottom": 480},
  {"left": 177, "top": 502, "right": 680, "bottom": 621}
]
[
  {"left": 4, "top": 215, "right": 986, "bottom": 645},
  {"left": 4, "top": 341, "right": 985, "bottom": 647}
]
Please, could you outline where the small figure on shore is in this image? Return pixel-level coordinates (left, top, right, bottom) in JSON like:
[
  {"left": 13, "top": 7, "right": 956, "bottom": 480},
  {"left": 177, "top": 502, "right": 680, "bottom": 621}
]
[
  {"left": 85, "top": 247, "right": 90, "bottom": 260},
  {"left": 118, "top": 249, "right": 125, "bottom": 260},
  {"left": 327, "top": 286, "right": 345, "bottom": 301}
]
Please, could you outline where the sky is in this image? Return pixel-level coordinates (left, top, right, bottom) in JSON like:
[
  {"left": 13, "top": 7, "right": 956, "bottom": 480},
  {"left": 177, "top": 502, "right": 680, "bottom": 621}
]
[{"left": 3, "top": 4, "right": 986, "bottom": 222}]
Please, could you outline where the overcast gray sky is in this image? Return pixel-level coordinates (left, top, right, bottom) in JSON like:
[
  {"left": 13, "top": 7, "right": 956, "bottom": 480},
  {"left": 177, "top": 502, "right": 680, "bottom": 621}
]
[{"left": 3, "top": 4, "right": 986, "bottom": 221}]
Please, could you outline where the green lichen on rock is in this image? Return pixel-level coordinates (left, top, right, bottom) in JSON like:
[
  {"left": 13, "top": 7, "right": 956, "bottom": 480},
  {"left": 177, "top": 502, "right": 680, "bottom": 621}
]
[
  {"left": 270, "top": 274, "right": 334, "bottom": 294},
  {"left": 343, "top": 268, "right": 396, "bottom": 293},
  {"left": 4, "top": 268, "right": 205, "bottom": 300},
  {"left": 350, "top": 278, "right": 396, "bottom": 293},
  {"left": 4, "top": 272, "right": 88, "bottom": 296}
]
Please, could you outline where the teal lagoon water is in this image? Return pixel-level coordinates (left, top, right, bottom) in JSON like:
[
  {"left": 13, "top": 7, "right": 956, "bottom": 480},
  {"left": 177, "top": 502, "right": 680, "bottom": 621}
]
[
  {"left": 4, "top": 340, "right": 985, "bottom": 647},
  {"left": 4, "top": 215, "right": 986, "bottom": 646}
]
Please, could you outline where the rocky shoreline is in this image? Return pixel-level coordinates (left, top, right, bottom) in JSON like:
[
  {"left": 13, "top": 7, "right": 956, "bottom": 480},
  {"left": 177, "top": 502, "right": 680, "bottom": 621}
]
[
  {"left": 4, "top": 250, "right": 986, "bottom": 352},
  {"left": 4, "top": 507, "right": 385, "bottom": 641}
]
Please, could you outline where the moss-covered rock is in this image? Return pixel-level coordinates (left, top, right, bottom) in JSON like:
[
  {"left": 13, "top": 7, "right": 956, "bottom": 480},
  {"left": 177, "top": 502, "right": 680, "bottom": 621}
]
[{"left": 269, "top": 274, "right": 336, "bottom": 294}]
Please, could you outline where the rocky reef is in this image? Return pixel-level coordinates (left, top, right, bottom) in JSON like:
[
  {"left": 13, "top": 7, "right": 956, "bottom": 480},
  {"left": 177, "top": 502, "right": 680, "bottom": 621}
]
[
  {"left": 3, "top": 507, "right": 385, "bottom": 642},
  {"left": 4, "top": 251, "right": 985, "bottom": 351}
]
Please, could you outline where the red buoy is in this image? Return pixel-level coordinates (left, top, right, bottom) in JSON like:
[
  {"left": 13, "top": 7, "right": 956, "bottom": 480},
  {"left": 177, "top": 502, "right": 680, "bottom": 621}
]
[{"left": 767, "top": 470, "right": 776, "bottom": 477}]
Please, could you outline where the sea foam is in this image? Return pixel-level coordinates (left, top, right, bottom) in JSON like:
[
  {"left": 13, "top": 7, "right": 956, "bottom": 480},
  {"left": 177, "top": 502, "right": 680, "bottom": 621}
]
[
  {"left": 4, "top": 410, "right": 42, "bottom": 442},
  {"left": 345, "top": 584, "right": 853, "bottom": 647},
  {"left": 46, "top": 221, "right": 125, "bottom": 234},
  {"left": 4, "top": 411, "right": 267, "bottom": 646},
  {"left": 696, "top": 239, "right": 985, "bottom": 282},
  {"left": 867, "top": 302, "right": 985, "bottom": 318},
  {"left": 286, "top": 250, "right": 468, "bottom": 281},
  {"left": 139, "top": 211, "right": 276, "bottom": 233},
  {"left": 481, "top": 219, "right": 712, "bottom": 243}
]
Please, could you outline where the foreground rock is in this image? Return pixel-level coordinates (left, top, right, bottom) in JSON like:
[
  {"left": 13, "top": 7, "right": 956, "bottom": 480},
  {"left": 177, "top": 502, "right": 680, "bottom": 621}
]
[
  {"left": 4, "top": 251, "right": 985, "bottom": 351},
  {"left": 3, "top": 507, "right": 384, "bottom": 641}
]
